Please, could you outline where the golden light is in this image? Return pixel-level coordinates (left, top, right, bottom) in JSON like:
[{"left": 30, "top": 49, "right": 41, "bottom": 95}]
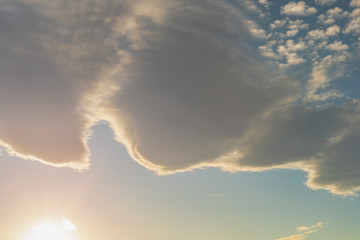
[{"left": 24, "top": 219, "right": 76, "bottom": 240}]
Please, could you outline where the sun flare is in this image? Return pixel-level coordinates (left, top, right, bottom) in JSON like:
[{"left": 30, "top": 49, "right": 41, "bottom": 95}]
[{"left": 24, "top": 219, "right": 76, "bottom": 240}]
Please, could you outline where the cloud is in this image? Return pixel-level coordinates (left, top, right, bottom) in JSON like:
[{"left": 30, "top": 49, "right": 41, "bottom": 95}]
[
  {"left": 277, "top": 222, "right": 324, "bottom": 240},
  {"left": 281, "top": 1, "right": 317, "bottom": 16},
  {"left": 305, "top": 54, "right": 347, "bottom": 102},
  {"left": 318, "top": 7, "right": 348, "bottom": 25},
  {"left": 326, "top": 40, "right": 349, "bottom": 51},
  {"left": 296, "top": 222, "right": 323, "bottom": 232},
  {"left": 314, "top": 0, "right": 336, "bottom": 6},
  {"left": 350, "top": 0, "right": 360, "bottom": 7},
  {"left": 259, "top": 40, "right": 281, "bottom": 59},
  {"left": 0, "top": 0, "right": 125, "bottom": 169},
  {"left": 307, "top": 25, "right": 341, "bottom": 39},
  {"left": 343, "top": 8, "right": 360, "bottom": 35},
  {"left": 258, "top": 0, "right": 270, "bottom": 8},
  {"left": 276, "top": 39, "right": 307, "bottom": 66},
  {"left": 240, "top": 0, "right": 267, "bottom": 18},
  {"left": 270, "top": 19, "right": 288, "bottom": 29},
  {"left": 2, "top": 0, "right": 360, "bottom": 196},
  {"left": 246, "top": 19, "right": 267, "bottom": 39},
  {"left": 287, "top": 20, "right": 309, "bottom": 37},
  {"left": 106, "top": 2, "right": 299, "bottom": 171}
]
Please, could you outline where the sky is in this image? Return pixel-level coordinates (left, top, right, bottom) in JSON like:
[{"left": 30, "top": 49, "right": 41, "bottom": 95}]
[{"left": 1, "top": 0, "right": 360, "bottom": 239}]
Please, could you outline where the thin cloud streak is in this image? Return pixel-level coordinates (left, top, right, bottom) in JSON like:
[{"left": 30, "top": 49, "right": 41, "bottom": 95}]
[{"left": 277, "top": 222, "right": 324, "bottom": 240}]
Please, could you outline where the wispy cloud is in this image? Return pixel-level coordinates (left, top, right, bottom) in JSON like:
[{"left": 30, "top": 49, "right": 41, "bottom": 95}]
[
  {"left": 277, "top": 222, "right": 324, "bottom": 240},
  {"left": 209, "top": 193, "right": 225, "bottom": 197},
  {"left": 314, "top": 0, "right": 336, "bottom": 6}
]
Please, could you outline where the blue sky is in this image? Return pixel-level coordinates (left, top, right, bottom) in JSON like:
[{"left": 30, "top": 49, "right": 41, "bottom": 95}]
[{"left": 1, "top": 0, "right": 360, "bottom": 239}]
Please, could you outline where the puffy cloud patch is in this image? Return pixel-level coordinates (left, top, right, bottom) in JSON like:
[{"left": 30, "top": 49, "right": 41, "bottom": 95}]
[
  {"left": 350, "top": 0, "right": 360, "bottom": 7},
  {"left": 343, "top": 8, "right": 360, "bottom": 34},
  {"left": 305, "top": 54, "right": 347, "bottom": 102},
  {"left": 307, "top": 25, "right": 341, "bottom": 39},
  {"left": 318, "top": 7, "right": 348, "bottom": 25},
  {"left": 276, "top": 39, "right": 307, "bottom": 66},
  {"left": 281, "top": 1, "right": 317, "bottom": 16},
  {"left": 326, "top": 40, "right": 349, "bottom": 51},
  {"left": 287, "top": 20, "right": 309, "bottom": 37},
  {"left": 270, "top": 19, "right": 288, "bottom": 29}
]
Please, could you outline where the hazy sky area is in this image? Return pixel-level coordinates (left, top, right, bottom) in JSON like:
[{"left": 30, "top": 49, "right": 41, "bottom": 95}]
[{"left": 1, "top": 0, "right": 360, "bottom": 239}]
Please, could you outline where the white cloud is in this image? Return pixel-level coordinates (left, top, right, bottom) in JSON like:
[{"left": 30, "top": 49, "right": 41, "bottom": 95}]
[
  {"left": 269, "top": 19, "right": 308, "bottom": 37},
  {"left": 314, "top": 0, "right": 336, "bottom": 5},
  {"left": 326, "top": 40, "right": 349, "bottom": 51},
  {"left": 350, "top": 0, "right": 360, "bottom": 7},
  {"left": 286, "top": 29, "right": 299, "bottom": 37},
  {"left": 282, "top": 52, "right": 306, "bottom": 66},
  {"left": 308, "top": 29, "right": 327, "bottom": 39},
  {"left": 258, "top": 0, "right": 270, "bottom": 8},
  {"left": 308, "top": 25, "right": 341, "bottom": 39},
  {"left": 318, "top": 7, "right": 348, "bottom": 25},
  {"left": 277, "top": 222, "right": 324, "bottom": 240},
  {"left": 281, "top": 1, "right": 318, "bottom": 16},
  {"left": 270, "top": 19, "right": 288, "bottom": 29},
  {"left": 286, "top": 19, "right": 309, "bottom": 37},
  {"left": 277, "top": 39, "right": 307, "bottom": 66},
  {"left": 297, "top": 222, "right": 324, "bottom": 232},
  {"left": 247, "top": 19, "right": 267, "bottom": 39},
  {"left": 259, "top": 41, "right": 281, "bottom": 59},
  {"left": 305, "top": 54, "right": 347, "bottom": 101},
  {"left": 240, "top": 0, "right": 267, "bottom": 18},
  {"left": 343, "top": 8, "right": 360, "bottom": 34},
  {"left": 326, "top": 25, "right": 341, "bottom": 36},
  {"left": 286, "top": 39, "right": 307, "bottom": 51}
]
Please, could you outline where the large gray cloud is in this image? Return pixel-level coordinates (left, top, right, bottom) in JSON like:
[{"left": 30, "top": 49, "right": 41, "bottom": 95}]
[
  {"left": 1, "top": 0, "right": 360, "bottom": 195},
  {"left": 0, "top": 0, "right": 126, "bottom": 168},
  {"left": 107, "top": 1, "right": 299, "bottom": 171}
]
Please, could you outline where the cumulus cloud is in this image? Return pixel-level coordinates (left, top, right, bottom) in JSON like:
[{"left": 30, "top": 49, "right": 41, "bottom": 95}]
[
  {"left": 240, "top": 0, "right": 267, "bottom": 18},
  {"left": 305, "top": 54, "right": 347, "bottom": 102},
  {"left": 2, "top": 0, "right": 360, "bottom": 196},
  {"left": 258, "top": 0, "right": 270, "bottom": 8},
  {"left": 326, "top": 40, "right": 349, "bottom": 51},
  {"left": 276, "top": 39, "right": 307, "bottom": 66},
  {"left": 259, "top": 41, "right": 281, "bottom": 59},
  {"left": 287, "top": 20, "right": 309, "bottom": 37},
  {"left": 318, "top": 7, "right": 348, "bottom": 25},
  {"left": 343, "top": 8, "right": 360, "bottom": 34},
  {"left": 246, "top": 19, "right": 267, "bottom": 39},
  {"left": 307, "top": 25, "right": 341, "bottom": 39},
  {"left": 270, "top": 19, "right": 288, "bottom": 29},
  {"left": 350, "top": 0, "right": 360, "bottom": 7},
  {"left": 281, "top": 1, "right": 317, "bottom": 16}
]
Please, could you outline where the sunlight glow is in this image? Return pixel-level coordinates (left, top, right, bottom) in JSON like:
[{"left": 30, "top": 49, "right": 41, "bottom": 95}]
[{"left": 24, "top": 219, "right": 76, "bottom": 240}]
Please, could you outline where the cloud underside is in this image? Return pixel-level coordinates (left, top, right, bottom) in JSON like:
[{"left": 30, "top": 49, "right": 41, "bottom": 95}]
[{"left": 1, "top": 0, "right": 360, "bottom": 195}]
